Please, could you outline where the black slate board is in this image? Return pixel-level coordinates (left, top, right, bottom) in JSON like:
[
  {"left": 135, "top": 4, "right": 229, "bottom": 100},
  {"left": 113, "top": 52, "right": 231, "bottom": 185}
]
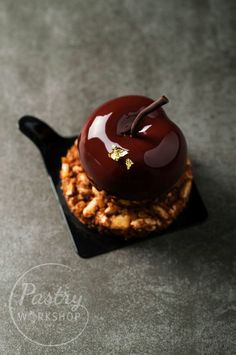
[{"left": 19, "top": 116, "right": 208, "bottom": 258}]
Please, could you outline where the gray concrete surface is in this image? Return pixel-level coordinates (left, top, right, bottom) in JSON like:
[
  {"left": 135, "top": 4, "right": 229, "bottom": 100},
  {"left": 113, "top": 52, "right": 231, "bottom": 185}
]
[{"left": 0, "top": 0, "right": 235, "bottom": 354}]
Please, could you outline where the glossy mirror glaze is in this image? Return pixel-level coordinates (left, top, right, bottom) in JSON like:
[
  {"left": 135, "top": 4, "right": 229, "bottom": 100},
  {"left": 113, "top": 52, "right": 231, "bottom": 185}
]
[{"left": 78, "top": 95, "right": 187, "bottom": 200}]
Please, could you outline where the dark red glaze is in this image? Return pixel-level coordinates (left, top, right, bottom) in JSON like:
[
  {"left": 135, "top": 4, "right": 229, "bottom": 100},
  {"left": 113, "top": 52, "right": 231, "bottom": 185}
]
[{"left": 78, "top": 95, "right": 187, "bottom": 200}]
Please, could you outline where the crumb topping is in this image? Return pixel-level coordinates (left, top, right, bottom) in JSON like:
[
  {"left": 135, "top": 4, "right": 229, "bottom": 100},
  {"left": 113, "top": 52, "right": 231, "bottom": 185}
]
[{"left": 60, "top": 142, "right": 193, "bottom": 239}]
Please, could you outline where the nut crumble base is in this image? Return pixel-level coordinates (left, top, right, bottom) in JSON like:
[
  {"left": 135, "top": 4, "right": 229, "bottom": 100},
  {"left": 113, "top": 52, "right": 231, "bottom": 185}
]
[{"left": 60, "top": 142, "right": 193, "bottom": 240}]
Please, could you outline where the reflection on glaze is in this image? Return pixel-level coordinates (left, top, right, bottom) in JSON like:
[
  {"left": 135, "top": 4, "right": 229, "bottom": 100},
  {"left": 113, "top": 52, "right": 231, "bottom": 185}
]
[
  {"left": 144, "top": 131, "right": 179, "bottom": 168},
  {"left": 138, "top": 124, "right": 152, "bottom": 134},
  {"left": 88, "top": 112, "right": 126, "bottom": 152}
]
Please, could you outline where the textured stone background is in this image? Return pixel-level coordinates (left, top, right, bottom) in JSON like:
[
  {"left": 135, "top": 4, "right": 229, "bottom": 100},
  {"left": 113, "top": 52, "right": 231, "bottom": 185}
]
[{"left": 0, "top": 0, "right": 235, "bottom": 354}]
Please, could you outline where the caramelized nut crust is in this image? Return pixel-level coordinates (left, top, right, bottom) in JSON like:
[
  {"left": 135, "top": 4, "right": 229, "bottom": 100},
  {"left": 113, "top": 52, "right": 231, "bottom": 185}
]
[{"left": 60, "top": 143, "right": 193, "bottom": 239}]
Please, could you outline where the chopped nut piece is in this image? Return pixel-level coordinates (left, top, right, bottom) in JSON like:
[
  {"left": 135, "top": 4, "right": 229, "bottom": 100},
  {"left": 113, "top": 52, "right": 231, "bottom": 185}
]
[
  {"left": 95, "top": 212, "right": 110, "bottom": 228},
  {"left": 104, "top": 203, "right": 118, "bottom": 215},
  {"left": 83, "top": 198, "right": 99, "bottom": 218},
  {"left": 61, "top": 171, "right": 69, "bottom": 178},
  {"left": 73, "top": 200, "right": 86, "bottom": 212},
  {"left": 77, "top": 172, "right": 89, "bottom": 185},
  {"left": 180, "top": 180, "right": 192, "bottom": 199},
  {"left": 62, "top": 163, "right": 69, "bottom": 172},
  {"left": 92, "top": 186, "right": 100, "bottom": 196},
  {"left": 96, "top": 197, "right": 105, "bottom": 208},
  {"left": 65, "top": 182, "right": 76, "bottom": 196},
  {"left": 153, "top": 206, "right": 169, "bottom": 220},
  {"left": 131, "top": 218, "right": 145, "bottom": 230},
  {"left": 78, "top": 186, "right": 91, "bottom": 197},
  {"left": 72, "top": 165, "right": 80, "bottom": 174},
  {"left": 144, "top": 218, "right": 157, "bottom": 226},
  {"left": 169, "top": 205, "right": 177, "bottom": 217},
  {"left": 110, "top": 215, "right": 130, "bottom": 230}
]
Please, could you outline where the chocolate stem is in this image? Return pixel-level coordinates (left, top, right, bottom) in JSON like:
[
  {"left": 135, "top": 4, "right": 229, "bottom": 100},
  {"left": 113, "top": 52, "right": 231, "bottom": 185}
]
[{"left": 130, "top": 95, "right": 169, "bottom": 136}]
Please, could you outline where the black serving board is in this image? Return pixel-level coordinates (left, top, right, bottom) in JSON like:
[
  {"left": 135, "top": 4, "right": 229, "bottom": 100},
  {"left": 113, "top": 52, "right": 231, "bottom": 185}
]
[{"left": 19, "top": 116, "right": 208, "bottom": 258}]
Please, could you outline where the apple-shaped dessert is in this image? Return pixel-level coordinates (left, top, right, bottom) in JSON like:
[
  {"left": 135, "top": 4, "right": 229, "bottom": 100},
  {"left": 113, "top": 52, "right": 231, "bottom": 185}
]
[{"left": 77, "top": 95, "right": 187, "bottom": 200}]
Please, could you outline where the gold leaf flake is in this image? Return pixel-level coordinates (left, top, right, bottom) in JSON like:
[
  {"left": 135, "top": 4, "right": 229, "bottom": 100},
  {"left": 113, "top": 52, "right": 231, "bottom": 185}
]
[
  {"left": 108, "top": 145, "right": 128, "bottom": 161},
  {"left": 125, "top": 158, "right": 134, "bottom": 170}
]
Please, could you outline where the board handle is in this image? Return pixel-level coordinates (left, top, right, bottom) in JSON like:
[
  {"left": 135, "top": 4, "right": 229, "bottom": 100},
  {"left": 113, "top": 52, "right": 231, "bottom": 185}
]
[{"left": 19, "top": 116, "right": 62, "bottom": 152}]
